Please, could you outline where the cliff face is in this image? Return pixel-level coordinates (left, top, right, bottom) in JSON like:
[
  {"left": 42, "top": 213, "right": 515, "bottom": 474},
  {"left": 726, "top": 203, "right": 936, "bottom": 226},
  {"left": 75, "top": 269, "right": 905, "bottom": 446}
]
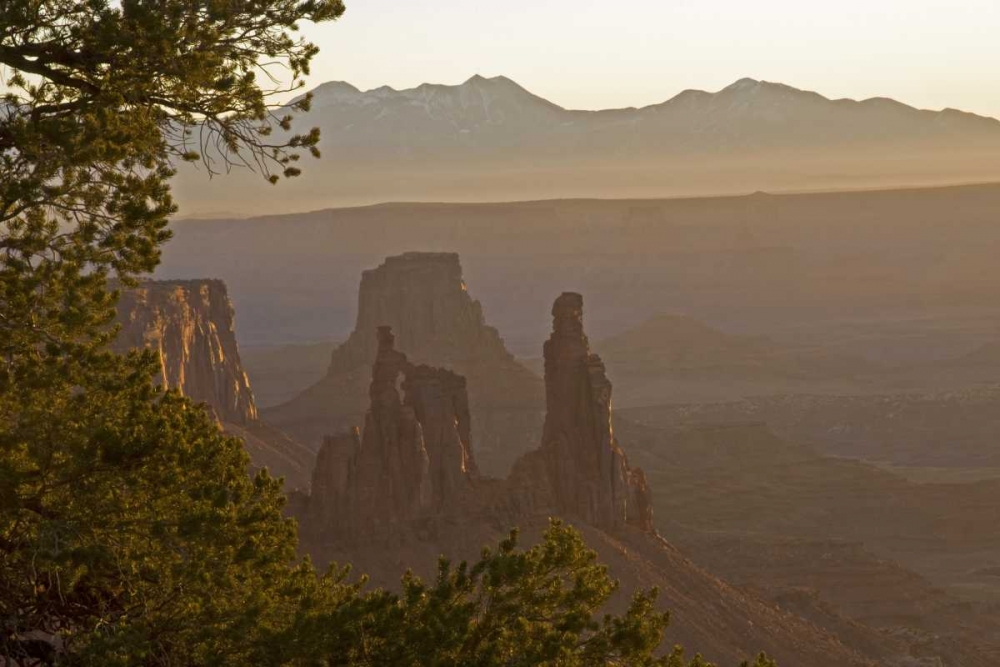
[
  {"left": 115, "top": 280, "right": 258, "bottom": 424},
  {"left": 292, "top": 294, "right": 872, "bottom": 667},
  {"left": 265, "top": 252, "right": 544, "bottom": 475},
  {"left": 114, "top": 280, "right": 313, "bottom": 489}
]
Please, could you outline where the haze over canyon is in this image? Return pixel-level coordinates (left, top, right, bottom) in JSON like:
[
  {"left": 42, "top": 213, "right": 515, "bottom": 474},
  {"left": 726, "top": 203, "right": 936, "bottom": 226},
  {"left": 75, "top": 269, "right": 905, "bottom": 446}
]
[
  {"left": 13, "top": 2, "right": 1000, "bottom": 665},
  {"left": 110, "top": 79, "right": 1000, "bottom": 663}
]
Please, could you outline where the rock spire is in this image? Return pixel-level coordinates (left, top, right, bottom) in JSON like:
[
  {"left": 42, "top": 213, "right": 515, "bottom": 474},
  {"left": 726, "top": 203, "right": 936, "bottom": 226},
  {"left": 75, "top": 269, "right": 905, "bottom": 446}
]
[
  {"left": 302, "top": 326, "right": 478, "bottom": 539},
  {"left": 540, "top": 293, "right": 653, "bottom": 531}
]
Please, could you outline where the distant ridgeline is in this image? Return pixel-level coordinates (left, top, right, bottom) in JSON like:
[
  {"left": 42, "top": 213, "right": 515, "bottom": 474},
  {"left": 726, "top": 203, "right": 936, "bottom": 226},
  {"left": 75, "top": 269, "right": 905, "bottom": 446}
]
[{"left": 172, "top": 75, "right": 1000, "bottom": 215}]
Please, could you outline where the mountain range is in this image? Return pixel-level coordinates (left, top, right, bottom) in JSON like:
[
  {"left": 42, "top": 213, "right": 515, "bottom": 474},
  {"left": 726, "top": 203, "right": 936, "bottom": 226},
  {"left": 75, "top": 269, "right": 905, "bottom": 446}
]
[
  {"left": 295, "top": 74, "right": 999, "bottom": 153},
  {"left": 172, "top": 75, "right": 1000, "bottom": 215}
]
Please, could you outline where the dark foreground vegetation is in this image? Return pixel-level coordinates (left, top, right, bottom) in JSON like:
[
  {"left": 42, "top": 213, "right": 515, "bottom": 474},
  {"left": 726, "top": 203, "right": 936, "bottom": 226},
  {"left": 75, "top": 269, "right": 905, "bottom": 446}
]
[{"left": 0, "top": 2, "right": 774, "bottom": 665}]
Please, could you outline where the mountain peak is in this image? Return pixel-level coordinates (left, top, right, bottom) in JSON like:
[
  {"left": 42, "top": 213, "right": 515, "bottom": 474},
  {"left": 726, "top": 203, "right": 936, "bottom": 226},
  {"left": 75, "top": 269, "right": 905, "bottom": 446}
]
[
  {"left": 723, "top": 77, "right": 763, "bottom": 93},
  {"left": 461, "top": 74, "right": 525, "bottom": 91},
  {"left": 312, "top": 81, "right": 361, "bottom": 95},
  {"left": 289, "top": 80, "right": 361, "bottom": 106}
]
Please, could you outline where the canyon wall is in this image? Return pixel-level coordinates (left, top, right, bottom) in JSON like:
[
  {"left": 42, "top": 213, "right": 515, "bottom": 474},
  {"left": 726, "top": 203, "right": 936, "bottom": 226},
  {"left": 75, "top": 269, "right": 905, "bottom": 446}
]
[
  {"left": 115, "top": 280, "right": 258, "bottom": 424},
  {"left": 114, "top": 280, "right": 313, "bottom": 489}
]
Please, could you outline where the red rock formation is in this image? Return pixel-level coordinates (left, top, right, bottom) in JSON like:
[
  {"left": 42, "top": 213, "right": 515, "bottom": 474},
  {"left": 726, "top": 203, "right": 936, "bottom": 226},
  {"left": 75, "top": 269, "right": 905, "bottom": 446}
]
[
  {"left": 299, "top": 295, "right": 651, "bottom": 540},
  {"left": 538, "top": 293, "right": 653, "bottom": 531},
  {"left": 114, "top": 280, "right": 257, "bottom": 424},
  {"left": 289, "top": 295, "right": 891, "bottom": 666},
  {"left": 405, "top": 363, "right": 479, "bottom": 502},
  {"left": 114, "top": 280, "right": 314, "bottom": 489},
  {"left": 356, "top": 326, "right": 433, "bottom": 525},
  {"left": 264, "top": 252, "right": 543, "bottom": 476},
  {"left": 301, "top": 326, "right": 478, "bottom": 541},
  {"left": 334, "top": 253, "right": 513, "bottom": 374},
  {"left": 304, "top": 429, "right": 361, "bottom": 536}
]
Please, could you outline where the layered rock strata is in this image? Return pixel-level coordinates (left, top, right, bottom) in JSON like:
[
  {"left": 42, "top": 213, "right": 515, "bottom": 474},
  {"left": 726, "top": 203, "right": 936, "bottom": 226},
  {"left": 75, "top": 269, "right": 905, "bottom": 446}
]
[
  {"left": 114, "top": 280, "right": 313, "bottom": 488},
  {"left": 114, "top": 280, "right": 257, "bottom": 424}
]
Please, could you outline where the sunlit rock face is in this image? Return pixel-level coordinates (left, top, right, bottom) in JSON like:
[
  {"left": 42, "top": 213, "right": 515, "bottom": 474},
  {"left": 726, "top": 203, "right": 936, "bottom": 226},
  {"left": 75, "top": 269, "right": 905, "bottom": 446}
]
[
  {"left": 114, "top": 280, "right": 258, "bottom": 424},
  {"left": 114, "top": 280, "right": 314, "bottom": 489}
]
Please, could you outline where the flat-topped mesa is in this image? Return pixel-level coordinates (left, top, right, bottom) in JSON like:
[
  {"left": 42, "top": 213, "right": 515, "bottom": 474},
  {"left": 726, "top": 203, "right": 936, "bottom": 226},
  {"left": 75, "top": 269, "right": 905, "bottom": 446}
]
[
  {"left": 331, "top": 252, "right": 514, "bottom": 374},
  {"left": 540, "top": 292, "right": 653, "bottom": 532},
  {"left": 266, "top": 251, "right": 545, "bottom": 477},
  {"left": 302, "top": 326, "right": 478, "bottom": 540},
  {"left": 114, "top": 279, "right": 257, "bottom": 424}
]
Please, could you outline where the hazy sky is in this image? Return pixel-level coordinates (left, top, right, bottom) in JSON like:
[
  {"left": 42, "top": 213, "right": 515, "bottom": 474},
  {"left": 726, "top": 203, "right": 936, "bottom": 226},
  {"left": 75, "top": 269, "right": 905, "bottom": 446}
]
[{"left": 298, "top": 0, "right": 1000, "bottom": 117}]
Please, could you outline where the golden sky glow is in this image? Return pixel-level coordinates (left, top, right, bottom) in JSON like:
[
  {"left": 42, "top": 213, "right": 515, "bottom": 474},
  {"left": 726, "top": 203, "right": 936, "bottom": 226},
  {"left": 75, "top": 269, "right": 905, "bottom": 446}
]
[{"left": 298, "top": 0, "right": 1000, "bottom": 117}]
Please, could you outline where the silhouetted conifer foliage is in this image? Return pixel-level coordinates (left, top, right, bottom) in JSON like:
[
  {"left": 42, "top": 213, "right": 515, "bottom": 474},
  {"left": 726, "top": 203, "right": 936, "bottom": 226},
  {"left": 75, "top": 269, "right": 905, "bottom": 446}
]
[
  {"left": 262, "top": 521, "right": 745, "bottom": 667},
  {"left": 0, "top": 1, "right": 341, "bottom": 662},
  {"left": 0, "top": 1, "right": 774, "bottom": 665}
]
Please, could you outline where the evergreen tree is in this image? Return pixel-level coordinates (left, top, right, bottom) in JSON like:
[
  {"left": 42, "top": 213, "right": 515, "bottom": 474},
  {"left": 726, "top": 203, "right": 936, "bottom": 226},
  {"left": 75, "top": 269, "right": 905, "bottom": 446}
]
[
  {"left": 268, "top": 521, "right": 756, "bottom": 667},
  {"left": 0, "top": 1, "right": 343, "bottom": 662}
]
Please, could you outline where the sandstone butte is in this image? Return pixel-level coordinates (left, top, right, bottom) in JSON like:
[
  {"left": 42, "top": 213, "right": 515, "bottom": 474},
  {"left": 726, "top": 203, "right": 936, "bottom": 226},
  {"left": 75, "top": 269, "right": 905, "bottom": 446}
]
[{"left": 264, "top": 252, "right": 545, "bottom": 477}]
